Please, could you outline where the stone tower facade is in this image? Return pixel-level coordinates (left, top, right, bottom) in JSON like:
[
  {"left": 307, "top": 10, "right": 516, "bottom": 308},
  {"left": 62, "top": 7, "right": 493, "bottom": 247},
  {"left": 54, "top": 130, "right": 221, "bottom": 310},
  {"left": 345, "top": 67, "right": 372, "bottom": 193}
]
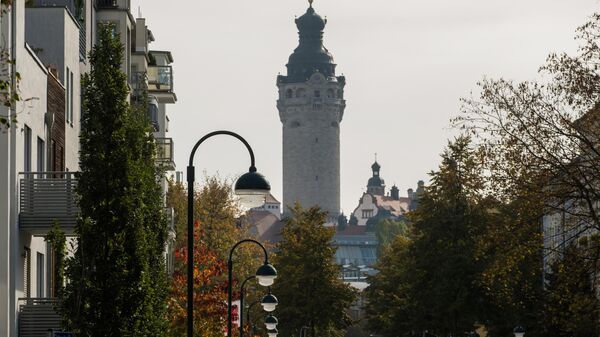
[{"left": 277, "top": 3, "right": 346, "bottom": 219}]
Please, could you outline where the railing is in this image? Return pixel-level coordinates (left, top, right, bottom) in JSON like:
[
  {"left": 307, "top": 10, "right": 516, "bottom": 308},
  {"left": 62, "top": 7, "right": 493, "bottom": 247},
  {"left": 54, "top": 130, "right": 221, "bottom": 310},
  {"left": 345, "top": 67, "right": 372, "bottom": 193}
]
[
  {"left": 95, "top": 0, "right": 129, "bottom": 9},
  {"left": 18, "top": 298, "right": 62, "bottom": 337},
  {"left": 164, "top": 207, "right": 174, "bottom": 231},
  {"left": 155, "top": 138, "right": 175, "bottom": 169},
  {"left": 147, "top": 65, "right": 173, "bottom": 92},
  {"left": 19, "top": 172, "right": 78, "bottom": 235}
]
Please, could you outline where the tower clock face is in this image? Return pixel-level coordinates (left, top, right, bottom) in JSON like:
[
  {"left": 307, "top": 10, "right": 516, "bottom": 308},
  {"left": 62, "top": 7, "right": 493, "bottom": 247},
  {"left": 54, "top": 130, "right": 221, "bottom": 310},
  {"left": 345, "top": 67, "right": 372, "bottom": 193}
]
[{"left": 310, "top": 73, "right": 325, "bottom": 84}]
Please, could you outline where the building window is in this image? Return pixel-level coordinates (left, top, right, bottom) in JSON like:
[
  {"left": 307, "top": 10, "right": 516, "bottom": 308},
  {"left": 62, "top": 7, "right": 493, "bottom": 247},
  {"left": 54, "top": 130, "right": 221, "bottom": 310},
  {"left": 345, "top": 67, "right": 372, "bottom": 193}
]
[
  {"left": 296, "top": 88, "right": 305, "bottom": 98},
  {"left": 70, "top": 71, "right": 74, "bottom": 125},
  {"left": 24, "top": 125, "right": 32, "bottom": 172},
  {"left": 362, "top": 209, "right": 373, "bottom": 219},
  {"left": 314, "top": 90, "right": 320, "bottom": 98},
  {"left": 327, "top": 89, "right": 335, "bottom": 98},
  {"left": 37, "top": 137, "right": 45, "bottom": 174},
  {"left": 286, "top": 89, "right": 293, "bottom": 98},
  {"left": 24, "top": 247, "right": 31, "bottom": 298},
  {"left": 36, "top": 252, "right": 45, "bottom": 297}
]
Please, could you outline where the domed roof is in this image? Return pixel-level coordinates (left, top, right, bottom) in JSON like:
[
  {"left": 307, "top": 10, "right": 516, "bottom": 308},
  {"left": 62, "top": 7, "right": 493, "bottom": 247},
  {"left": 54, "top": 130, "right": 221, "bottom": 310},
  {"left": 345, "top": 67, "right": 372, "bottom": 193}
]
[
  {"left": 295, "top": 6, "right": 326, "bottom": 32},
  {"left": 368, "top": 176, "right": 385, "bottom": 187},
  {"left": 282, "top": 3, "right": 336, "bottom": 82},
  {"left": 371, "top": 161, "right": 381, "bottom": 171}
]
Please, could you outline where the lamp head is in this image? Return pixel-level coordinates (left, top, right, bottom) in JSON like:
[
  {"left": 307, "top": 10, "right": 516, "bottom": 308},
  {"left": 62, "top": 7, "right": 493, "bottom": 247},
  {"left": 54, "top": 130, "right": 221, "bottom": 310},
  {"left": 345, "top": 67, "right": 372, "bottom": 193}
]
[
  {"left": 265, "top": 314, "right": 278, "bottom": 330},
  {"left": 256, "top": 263, "right": 277, "bottom": 287},
  {"left": 261, "top": 293, "right": 278, "bottom": 312},
  {"left": 513, "top": 325, "right": 526, "bottom": 337},
  {"left": 234, "top": 167, "right": 271, "bottom": 208},
  {"left": 267, "top": 328, "right": 278, "bottom": 337}
]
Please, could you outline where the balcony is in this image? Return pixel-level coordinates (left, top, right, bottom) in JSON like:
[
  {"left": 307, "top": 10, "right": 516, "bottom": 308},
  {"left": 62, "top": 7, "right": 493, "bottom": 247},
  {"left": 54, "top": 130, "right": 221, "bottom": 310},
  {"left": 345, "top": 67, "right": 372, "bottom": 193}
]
[
  {"left": 19, "top": 172, "right": 78, "bottom": 235},
  {"left": 95, "top": 0, "right": 130, "bottom": 9},
  {"left": 156, "top": 138, "right": 175, "bottom": 170},
  {"left": 147, "top": 65, "right": 176, "bottom": 104},
  {"left": 18, "top": 298, "right": 62, "bottom": 337}
]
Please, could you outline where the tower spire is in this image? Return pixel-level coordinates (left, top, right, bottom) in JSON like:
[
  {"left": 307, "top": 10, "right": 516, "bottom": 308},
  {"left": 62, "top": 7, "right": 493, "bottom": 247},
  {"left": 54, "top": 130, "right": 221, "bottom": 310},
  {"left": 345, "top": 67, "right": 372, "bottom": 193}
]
[{"left": 308, "top": 0, "right": 313, "bottom": 7}]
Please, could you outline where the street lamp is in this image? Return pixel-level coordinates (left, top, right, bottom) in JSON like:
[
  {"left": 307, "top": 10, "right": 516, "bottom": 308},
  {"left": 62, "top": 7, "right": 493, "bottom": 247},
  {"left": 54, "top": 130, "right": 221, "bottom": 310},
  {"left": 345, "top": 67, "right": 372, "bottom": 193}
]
[
  {"left": 187, "top": 130, "right": 271, "bottom": 337},
  {"left": 513, "top": 325, "right": 526, "bottom": 337},
  {"left": 260, "top": 288, "right": 278, "bottom": 312},
  {"left": 265, "top": 314, "right": 278, "bottom": 330},
  {"left": 267, "top": 328, "right": 278, "bottom": 337},
  {"left": 228, "top": 239, "right": 277, "bottom": 337}
]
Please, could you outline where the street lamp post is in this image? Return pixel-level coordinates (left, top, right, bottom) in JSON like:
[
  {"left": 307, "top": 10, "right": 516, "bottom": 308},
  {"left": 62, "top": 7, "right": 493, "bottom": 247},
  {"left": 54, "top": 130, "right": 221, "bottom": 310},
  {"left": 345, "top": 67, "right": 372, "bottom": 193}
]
[
  {"left": 228, "top": 239, "right": 277, "bottom": 337},
  {"left": 239, "top": 275, "right": 256, "bottom": 337},
  {"left": 245, "top": 300, "right": 278, "bottom": 337},
  {"left": 187, "top": 130, "right": 271, "bottom": 337}
]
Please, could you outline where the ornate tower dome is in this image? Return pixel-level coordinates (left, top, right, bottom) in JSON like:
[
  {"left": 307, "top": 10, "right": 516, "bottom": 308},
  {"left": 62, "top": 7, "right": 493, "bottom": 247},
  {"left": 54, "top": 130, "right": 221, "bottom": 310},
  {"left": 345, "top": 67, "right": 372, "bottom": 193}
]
[
  {"left": 367, "top": 161, "right": 385, "bottom": 196},
  {"left": 277, "top": 2, "right": 346, "bottom": 221}
]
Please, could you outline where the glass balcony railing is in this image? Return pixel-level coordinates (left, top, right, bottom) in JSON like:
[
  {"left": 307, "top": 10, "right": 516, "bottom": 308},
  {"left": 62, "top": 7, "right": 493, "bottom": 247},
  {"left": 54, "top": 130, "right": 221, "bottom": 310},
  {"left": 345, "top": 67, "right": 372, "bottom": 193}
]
[
  {"left": 95, "top": 0, "right": 130, "bottom": 9},
  {"left": 155, "top": 137, "right": 175, "bottom": 169},
  {"left": 147, "top": 65, "right": 173, "bottom": 93}
]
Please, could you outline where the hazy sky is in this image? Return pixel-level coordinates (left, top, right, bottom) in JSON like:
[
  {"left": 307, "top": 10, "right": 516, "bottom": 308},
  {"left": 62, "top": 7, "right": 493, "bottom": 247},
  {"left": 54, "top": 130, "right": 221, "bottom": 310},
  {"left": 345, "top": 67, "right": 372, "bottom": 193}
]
[{"left": 131, "top": 0, "right": 598, "bottom": 214}]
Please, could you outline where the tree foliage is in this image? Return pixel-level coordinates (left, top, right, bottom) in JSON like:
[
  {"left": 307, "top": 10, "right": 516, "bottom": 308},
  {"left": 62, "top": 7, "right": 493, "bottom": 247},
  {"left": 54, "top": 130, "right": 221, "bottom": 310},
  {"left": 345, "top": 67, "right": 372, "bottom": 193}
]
[
  {"left": 168, "top": 220, "right": 229, "bottom": 337},
  {"left": 62, "top": 24, "right": 169, "bottom": 336},
  {"left": 542, "top": 237, "right": 600, "bottom": 337},
  {"left": 166, "top": 177, "right": 265, "bottom": 334},
  {"left": 273, "top": 205, "right": 356, "bottom": 337},
  {"left": 456, "top": 12, "right": 600, "bottom": 249},
  {"left": 373, "top": 218, "right": 408, "bottom": 256}
]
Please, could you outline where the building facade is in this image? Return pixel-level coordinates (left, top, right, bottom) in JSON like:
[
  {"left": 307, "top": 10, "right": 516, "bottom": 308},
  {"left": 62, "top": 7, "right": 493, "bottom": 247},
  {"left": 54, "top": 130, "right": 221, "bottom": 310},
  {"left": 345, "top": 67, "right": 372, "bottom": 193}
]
[
  {"left": 0, "top": 1, "right": 177, "bottom": 335},
  {"left": 277, "top": 2, "right": 346, "bottom": 221}
]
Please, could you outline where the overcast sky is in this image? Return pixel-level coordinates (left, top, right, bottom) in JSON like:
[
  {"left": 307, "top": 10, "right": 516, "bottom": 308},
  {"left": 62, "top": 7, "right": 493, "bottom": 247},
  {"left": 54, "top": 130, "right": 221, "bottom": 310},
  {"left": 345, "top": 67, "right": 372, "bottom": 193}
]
[{"left": 130, "top": 0, "right": 598, "bottom": 214}]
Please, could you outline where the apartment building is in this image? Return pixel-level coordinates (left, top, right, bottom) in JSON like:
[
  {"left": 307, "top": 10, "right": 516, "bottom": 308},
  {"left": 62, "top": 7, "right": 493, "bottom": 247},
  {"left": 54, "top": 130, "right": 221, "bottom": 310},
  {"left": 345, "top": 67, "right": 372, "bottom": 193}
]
[{"left": 0, "top": 1, "right": 177, "bottom": 335}]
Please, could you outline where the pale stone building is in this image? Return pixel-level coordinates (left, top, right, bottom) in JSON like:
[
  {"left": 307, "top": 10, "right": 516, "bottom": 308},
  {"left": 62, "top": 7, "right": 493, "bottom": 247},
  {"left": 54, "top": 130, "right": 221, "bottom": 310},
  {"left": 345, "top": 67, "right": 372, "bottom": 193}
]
[
  {"left": 277, "top": 2, "right": 346, "bottom": 221},
  {"left": 0, "top": 1, "right": 177, "bottom": 335}
]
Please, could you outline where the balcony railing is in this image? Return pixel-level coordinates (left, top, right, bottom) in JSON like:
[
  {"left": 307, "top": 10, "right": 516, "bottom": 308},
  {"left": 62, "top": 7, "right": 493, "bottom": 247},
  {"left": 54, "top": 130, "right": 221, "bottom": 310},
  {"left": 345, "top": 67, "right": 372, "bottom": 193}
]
[
  {"left": 155, "top": 138, "right": 175, "bottom": 170},
  {"left": 95, "top": 0, "right": 129, "bottom": 9},
  {"left": 19, "top": 172, "right": 78, "bottom": 235},
  {"left": 18, "top": 298, "right": 62, "bottom": 337},
  {"left": 147, "top": 65, "right": 173, "bottom": 93}
]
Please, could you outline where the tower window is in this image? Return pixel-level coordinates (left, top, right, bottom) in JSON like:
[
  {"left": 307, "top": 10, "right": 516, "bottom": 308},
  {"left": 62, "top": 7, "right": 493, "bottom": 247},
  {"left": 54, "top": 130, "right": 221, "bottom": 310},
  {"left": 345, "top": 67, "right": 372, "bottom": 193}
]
[
  {"left": 290, "top": 121, "right": 301, "bottom": 128},
  {"left": 314, "top": 90, "right": 320, "bottom": 98},
  {"left": 362, "top": 209, "right": 374, "bottom": 219},
  {"left": 315, "top": 138, "right": 318, "bottom": 143},
  {"left": 296, "top": 88, "right": 306, "bottom": 98},
  {"left": 286, "top": 89, "right": 293, "bottom": 98},
  {"left": 327, "top": 89, "right": 335, "bottom": 98},
  {"left": 316, "top": 175, "right": 319, "bottom": 181}
]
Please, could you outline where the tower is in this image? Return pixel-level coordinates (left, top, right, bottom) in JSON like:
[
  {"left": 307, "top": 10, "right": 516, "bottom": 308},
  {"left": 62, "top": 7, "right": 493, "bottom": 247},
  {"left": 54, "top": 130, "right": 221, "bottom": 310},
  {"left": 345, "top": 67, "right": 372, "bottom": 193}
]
[
  {"left": 366, "top": 161, "right": 385, "bottom": 196},
  {"left": 277, "top": 2, "right": 346, "bottom": 219}
]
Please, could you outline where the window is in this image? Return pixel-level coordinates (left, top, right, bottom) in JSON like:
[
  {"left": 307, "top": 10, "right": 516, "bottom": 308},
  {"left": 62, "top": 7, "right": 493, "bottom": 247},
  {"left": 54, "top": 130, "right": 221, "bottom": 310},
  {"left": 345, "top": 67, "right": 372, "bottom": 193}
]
[
  {"left": 65, "top": 67, "right": 70, "bottom": 123},
  {"left": 296, "top": 88, "right": 305, "bottom": 98},
  {"left": 314, "top": 90, "right": 320, "bottom": 98},
  {"left": 37, "top": 137, "right": 45, "bottom": 174},
  {"left": 36, "top": 253, "right": 45, "bottom": 297},
  {"left": 327, "top": 89, "right": 335, "bottom": 98},
  {"left": 362, "top": 209, "right": 373, "bottom": 219},
  {"left": 24, "top": 247, "right": 31, "bottom": 298},
  {"left": 70, "top": 71, "right": 74, "bottom": 125},
  {"left": 286, "top": 89, "right": 293, "bottom": 98},
  {"left": 24, "top": 125, "right": 32, "bottom": 172}
]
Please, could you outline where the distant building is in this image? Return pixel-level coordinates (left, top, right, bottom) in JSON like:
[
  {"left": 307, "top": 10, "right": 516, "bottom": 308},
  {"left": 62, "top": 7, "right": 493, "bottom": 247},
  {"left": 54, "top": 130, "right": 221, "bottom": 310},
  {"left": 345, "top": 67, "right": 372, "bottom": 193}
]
[{"left": 350, "top": 161, "right": 423, "bottom": 227}]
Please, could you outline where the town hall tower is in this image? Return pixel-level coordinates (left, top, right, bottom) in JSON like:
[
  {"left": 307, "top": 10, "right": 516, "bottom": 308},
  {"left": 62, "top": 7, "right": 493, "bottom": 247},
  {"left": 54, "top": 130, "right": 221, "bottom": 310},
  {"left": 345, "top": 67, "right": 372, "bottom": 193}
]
[{"left": 277, "top": 1, "right": 346, "bottom": 219}]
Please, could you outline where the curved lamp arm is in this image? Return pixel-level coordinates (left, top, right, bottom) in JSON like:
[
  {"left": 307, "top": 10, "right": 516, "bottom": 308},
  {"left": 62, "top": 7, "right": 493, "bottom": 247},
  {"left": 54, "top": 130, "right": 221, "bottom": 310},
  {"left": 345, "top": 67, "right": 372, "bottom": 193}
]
[
  {"left": 228, "top": 239, "right": 270, "bottom": 264},
  {"left": 188, "top": 130, "right": 256, "bottom": 172}
]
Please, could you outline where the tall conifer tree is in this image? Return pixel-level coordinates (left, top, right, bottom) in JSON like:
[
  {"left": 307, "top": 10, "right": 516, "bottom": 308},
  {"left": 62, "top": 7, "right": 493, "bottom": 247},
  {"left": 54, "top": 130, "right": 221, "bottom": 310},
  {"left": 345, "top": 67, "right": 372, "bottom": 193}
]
[{"left": 62, "top": 24, "right": 169, "bottom": 336}]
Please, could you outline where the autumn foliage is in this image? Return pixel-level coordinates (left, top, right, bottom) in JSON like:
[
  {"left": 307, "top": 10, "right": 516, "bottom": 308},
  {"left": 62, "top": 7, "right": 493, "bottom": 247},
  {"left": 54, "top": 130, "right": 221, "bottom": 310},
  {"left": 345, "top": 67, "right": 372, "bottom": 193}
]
[{"left": 168, "top": 220, "right": 235, "bottom": 337}]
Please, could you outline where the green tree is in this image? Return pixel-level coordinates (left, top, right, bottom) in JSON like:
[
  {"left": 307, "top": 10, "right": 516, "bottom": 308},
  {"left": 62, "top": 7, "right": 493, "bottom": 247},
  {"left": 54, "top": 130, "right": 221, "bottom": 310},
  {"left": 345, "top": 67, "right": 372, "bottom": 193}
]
[
  {"left": 365, "top": 235, "right": 415, "bottom": 337},
  {"left": 543, "top": 238, "right": 600, "bottom": 337},
  {"left": 373, "top": 218, "right": 408, "bottom": 255},
  {"left": 407, "top": 136, "right": 489, "bottom": 336},
  {"left": 62, "top": 24, "right": 169, "bottom": 336},
  {"left": 273, "top": 205, "right": 356, "bottom": 337}
]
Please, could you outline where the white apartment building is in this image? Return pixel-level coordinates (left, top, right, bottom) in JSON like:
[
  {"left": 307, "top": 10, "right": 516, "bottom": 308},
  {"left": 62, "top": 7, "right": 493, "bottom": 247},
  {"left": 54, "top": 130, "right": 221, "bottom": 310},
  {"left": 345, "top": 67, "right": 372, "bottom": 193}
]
[{"left": 0, "top": 1, "right": 177, "bottom": 336}]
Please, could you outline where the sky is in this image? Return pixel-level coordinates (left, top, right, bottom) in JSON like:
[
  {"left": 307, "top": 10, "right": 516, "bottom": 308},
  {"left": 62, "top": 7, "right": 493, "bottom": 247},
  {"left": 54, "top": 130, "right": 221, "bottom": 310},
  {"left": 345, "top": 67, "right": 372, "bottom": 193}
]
[{"left": 131, "top": 0, "right": 599, "bottom": 214}]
